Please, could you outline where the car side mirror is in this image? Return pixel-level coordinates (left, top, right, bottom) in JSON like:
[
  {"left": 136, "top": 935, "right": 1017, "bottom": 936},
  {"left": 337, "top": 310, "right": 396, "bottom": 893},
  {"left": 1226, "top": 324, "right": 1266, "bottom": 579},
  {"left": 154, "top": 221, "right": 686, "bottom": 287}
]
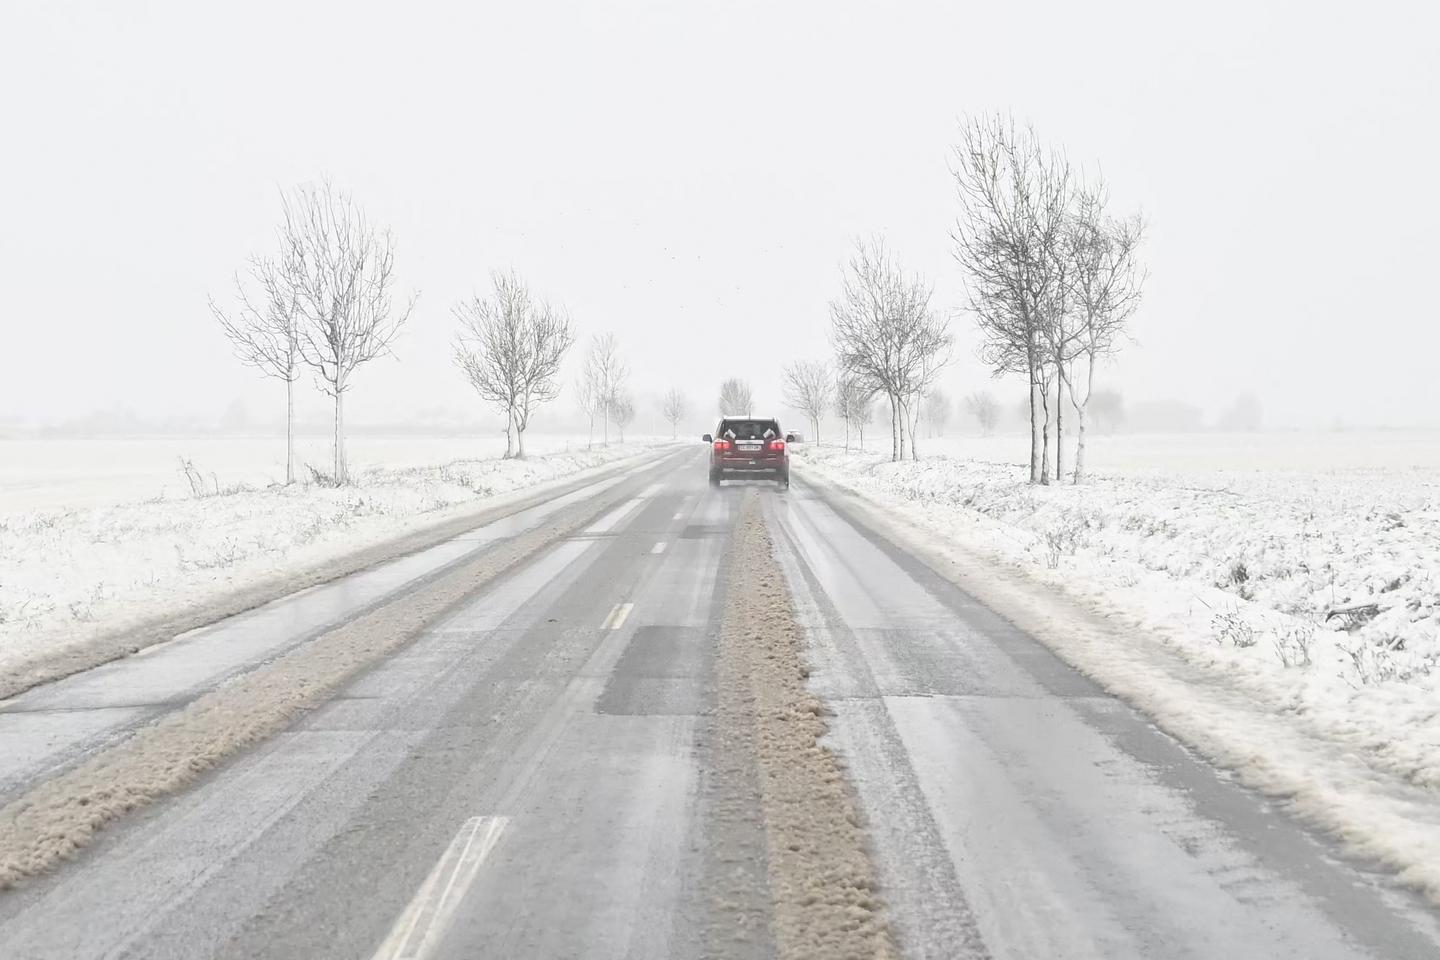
[
  {"left": 784, "top": 434, "right": 795, "bottom": 443},
  {"left": 702, "top": 434, "right": 713, "bottom": 443}
]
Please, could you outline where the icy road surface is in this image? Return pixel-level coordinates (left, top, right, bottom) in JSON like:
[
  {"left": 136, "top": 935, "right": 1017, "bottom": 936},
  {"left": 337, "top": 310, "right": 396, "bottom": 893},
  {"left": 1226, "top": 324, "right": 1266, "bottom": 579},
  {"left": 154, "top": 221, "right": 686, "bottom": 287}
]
[{"left": 0, "top": 448, "right": 1437, "bottom": 959}]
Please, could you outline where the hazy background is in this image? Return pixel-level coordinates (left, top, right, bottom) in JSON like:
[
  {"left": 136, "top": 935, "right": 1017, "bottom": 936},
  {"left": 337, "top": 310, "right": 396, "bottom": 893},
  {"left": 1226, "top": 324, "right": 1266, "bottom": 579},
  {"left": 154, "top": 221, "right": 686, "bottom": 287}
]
[{"left": 2, "top": 0, "right": 1437, "bottom": 436}]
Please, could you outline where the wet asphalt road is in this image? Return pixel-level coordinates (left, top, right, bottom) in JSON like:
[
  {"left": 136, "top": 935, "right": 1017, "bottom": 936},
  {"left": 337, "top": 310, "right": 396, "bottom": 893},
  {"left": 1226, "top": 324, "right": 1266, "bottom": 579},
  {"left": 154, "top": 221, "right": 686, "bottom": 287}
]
[{"left": 1, "top": 449, "right": 1438, "bottom": 959}]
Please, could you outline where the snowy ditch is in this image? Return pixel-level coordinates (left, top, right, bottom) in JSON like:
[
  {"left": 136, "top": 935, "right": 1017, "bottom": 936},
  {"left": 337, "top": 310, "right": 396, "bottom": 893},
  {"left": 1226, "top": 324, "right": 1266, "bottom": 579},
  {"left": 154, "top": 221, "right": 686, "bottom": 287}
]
[{"left": 792, "top": 442, "right": 1440, "bottom": 900}]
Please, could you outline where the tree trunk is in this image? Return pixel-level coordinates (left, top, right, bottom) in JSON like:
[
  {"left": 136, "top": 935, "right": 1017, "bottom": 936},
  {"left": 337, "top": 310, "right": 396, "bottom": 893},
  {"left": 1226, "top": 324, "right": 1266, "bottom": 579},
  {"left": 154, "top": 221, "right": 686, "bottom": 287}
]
[
  {"left": 889, "top": 395, "right": 899, "bottom": 461},
  {"left": 285, "top": 375, "right": 295, "bottom": 485},
  {"left": 907, "top": 395, "right": 920, "bottom": 460},
  {"left": 1039, "top": 381, "right": 1051, "bottom": 486},
  {"left": 603, "top": 400, "right": 610, "bottom": 444},
  {"left": 1071, "top": 354, "right": 1093, "bottom": 484},
  {"left": 516, "top": 422, "right": 527, "bottom": 459},
  {"left": 1054, "top": 366, "right": 1065, "bottom": 481},
  {"left": 503, "top": 408, "right": 515, "bottom": 459},
  {"left": 1028, "top": 371, "right": 1043, "bottom": 484},
  {"left": 333, "top": 390, "right": 346, "bottom": 484}
]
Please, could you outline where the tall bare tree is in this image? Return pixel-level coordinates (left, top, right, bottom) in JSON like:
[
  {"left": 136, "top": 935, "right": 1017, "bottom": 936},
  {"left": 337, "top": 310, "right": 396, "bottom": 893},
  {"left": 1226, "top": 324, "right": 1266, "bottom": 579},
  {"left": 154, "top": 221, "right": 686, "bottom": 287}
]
[
  {"left": 583, "top": 333, "right": 627, "bottom": 444},
  {"left": 661, "top": 388, "right": 688, "bottom": 438},
  {"left": 1061, "top": 181, "right": 1145, "bottom": 481},
  {"left": 281, "top": 180, "right": 416, "bottom": 483},
  {"left": 965, "top": 390, "right": 1000, "bottom": 436},
  {"left": 782, "top": 360, "right": 833, "bottom": 444},
  {"left": 453, "top": 271, "right": 576, "bottom": 459},
  {"left": 209, "top": 254, "right": 301, "bottom": 483},
  {"left": 718, "top": 378, "right": 753, "bottom": 416},
  {"left": 951, "top": 115, "right": 1071, "bottom": 483},
  {"left": 829, "top": 238, "right": 951, "bottom": 461}
]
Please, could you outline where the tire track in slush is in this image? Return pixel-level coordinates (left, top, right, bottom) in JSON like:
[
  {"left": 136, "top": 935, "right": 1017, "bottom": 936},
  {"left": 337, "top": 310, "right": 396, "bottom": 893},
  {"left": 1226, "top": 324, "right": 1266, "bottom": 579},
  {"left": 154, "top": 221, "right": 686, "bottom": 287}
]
[{"left": 712, "top": 490, "right": 899, "bottom": 960}]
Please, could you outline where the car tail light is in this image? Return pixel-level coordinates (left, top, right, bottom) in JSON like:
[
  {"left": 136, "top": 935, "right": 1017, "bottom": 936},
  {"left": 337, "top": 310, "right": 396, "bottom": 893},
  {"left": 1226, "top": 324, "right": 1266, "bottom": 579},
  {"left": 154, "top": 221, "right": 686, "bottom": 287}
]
[
  {"left": 713, "top": 439, "right": 731, "bottom": 452},
  {"left": 768, "top": 439, "right": 785, "bottom": 453}
]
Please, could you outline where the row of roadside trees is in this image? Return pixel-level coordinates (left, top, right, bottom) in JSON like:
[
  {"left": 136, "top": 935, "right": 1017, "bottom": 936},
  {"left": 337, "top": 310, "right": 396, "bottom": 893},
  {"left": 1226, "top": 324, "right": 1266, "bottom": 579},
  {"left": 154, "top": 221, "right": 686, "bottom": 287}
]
[
  {"left": 952, "top": 115, "right": 1145, "bottom": 484},
  {"left": 211, "top": 180, "right": 657, "bottom": 484},
  {"left": 780, "top": 113, "right": 1145, "bottom": 484}
]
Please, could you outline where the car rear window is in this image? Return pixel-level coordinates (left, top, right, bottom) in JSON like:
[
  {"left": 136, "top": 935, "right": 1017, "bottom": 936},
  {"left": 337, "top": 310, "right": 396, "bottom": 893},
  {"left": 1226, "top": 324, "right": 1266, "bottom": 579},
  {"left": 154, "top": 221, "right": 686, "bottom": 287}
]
[{"left": 717, "top": 420, "right": 780, "bottom": 440}]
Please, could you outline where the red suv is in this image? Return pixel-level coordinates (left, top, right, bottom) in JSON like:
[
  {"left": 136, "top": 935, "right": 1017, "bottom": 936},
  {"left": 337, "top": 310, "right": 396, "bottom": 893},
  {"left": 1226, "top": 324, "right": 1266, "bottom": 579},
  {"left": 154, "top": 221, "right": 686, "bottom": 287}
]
[{"left": 704, "top": 418, "right": 791, "bottom": 487}]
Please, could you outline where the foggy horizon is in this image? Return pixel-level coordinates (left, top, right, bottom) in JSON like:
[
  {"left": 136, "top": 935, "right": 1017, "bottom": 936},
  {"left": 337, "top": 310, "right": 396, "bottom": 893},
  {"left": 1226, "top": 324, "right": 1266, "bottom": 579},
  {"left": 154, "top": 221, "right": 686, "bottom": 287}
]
[{"left": 4, "top": 0, "right": 1438, "bottom": 435}]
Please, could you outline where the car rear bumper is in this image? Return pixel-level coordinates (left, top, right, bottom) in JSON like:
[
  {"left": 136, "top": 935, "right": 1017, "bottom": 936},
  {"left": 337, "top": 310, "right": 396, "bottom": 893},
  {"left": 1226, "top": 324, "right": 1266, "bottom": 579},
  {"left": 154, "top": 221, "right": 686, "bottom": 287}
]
[{"left": 715, "top": 459, "right": 786, "bottom": 471}]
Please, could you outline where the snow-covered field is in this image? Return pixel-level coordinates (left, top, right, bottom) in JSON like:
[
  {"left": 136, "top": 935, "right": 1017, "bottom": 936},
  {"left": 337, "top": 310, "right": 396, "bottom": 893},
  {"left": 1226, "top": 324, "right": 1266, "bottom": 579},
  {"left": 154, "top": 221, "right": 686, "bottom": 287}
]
[
  {"left": 0, "top": 436, "right": 671, "bottom": 684},
  {"left": 0, "top": 433, "right": 616, "bottom": 511},
  {"left": 794, "top": 432, "right": 1440, "bottom": 786}
]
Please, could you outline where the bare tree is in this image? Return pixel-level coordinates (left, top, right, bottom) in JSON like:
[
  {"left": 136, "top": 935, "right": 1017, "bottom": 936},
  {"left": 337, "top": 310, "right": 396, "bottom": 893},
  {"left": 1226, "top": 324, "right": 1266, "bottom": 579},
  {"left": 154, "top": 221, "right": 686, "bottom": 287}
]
[
  {"left": 829, "top": 237, "right": 951, "bottom": 461},
  {"left": 575, "top": 363, "right": 602, "bottom": 449},
  {"left": 661, "top": 388, "right": 688, "bottom": 438},
  {"left": 718, "top": 378, "right": 753, "bottom": 416},
  {"left": 1061, "top": 181, "right": 1145, "bottom": 481},
  {"left": 584, "top": 333, "right": 628, "bottom": 444},
  {"left": 209, "top": 254, "right": 301, "bottom": 483},
  {"left": 611, "top": 391, "right": 636, "bottom": 441},
  {"left": 951, "top": 115, "right": 1071, "bottom": 483},
  {"left": 782, "top": 360, "right": 833, "bottom": 444},
  {"left": 834, "top": 374, "right": 872, "bottom": 452},
  {"left": 453, "top": 271, "right": 575, "bottom": 459},
  {"left": 965, "top": 390, "right": 1000, "bottom": 436},
  {"left": 924, "top": 387, "right": 950, "bottom": 437},
  {"left": 281, "top": 179, "right": 416, "bottom": 484}
]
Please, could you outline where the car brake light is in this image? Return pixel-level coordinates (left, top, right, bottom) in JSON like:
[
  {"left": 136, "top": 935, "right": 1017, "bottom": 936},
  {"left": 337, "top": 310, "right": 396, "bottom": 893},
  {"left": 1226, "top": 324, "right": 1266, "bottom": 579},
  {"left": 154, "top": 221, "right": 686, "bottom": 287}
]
[
  {"left": 768, "top": 439, "right": 785, "bottom": 452},
  {"left": 713, "top": 439, "right": 731, "bottom": 452}
]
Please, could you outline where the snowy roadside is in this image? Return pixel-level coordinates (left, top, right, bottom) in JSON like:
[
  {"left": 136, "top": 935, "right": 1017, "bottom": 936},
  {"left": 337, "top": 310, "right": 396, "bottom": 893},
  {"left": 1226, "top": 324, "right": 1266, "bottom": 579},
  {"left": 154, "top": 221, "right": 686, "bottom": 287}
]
[
  {"left": 792, "top": 442, "right": 1440, "bottom": 899},
  {"left": 0, "top": 441, "right": 676, "bottom": 690}
]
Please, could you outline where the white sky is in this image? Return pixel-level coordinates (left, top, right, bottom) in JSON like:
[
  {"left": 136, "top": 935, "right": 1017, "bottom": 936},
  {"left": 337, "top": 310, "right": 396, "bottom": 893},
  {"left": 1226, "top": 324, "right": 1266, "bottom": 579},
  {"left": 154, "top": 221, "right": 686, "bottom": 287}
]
[{"left": 2, "top": 0, "right": 1437, "bottom": 431}]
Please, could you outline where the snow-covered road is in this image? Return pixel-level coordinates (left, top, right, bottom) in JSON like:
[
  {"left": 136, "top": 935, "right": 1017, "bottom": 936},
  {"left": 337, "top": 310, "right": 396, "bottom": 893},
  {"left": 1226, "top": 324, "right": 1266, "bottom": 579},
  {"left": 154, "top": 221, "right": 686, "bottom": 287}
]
[{"left": 0, "top": 448, "right": 1437, "bottom": 958}]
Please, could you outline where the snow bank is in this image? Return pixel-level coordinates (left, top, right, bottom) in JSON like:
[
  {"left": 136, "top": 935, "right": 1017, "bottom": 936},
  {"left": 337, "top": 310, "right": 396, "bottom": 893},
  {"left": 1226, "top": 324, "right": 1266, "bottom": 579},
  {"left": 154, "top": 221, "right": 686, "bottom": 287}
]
[
  {"left": 792, "top": 440, "right": 1440, "bottom": 789},
  {"left": 0, "top": 441, "right": 672, "bottom": 685}
]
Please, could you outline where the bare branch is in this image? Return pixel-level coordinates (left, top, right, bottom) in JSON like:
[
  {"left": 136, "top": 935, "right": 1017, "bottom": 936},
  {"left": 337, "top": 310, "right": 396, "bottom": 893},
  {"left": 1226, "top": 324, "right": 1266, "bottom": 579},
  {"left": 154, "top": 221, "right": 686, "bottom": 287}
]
[{"left": 718, "top": 378, "right": 753, "bottom": 416}]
